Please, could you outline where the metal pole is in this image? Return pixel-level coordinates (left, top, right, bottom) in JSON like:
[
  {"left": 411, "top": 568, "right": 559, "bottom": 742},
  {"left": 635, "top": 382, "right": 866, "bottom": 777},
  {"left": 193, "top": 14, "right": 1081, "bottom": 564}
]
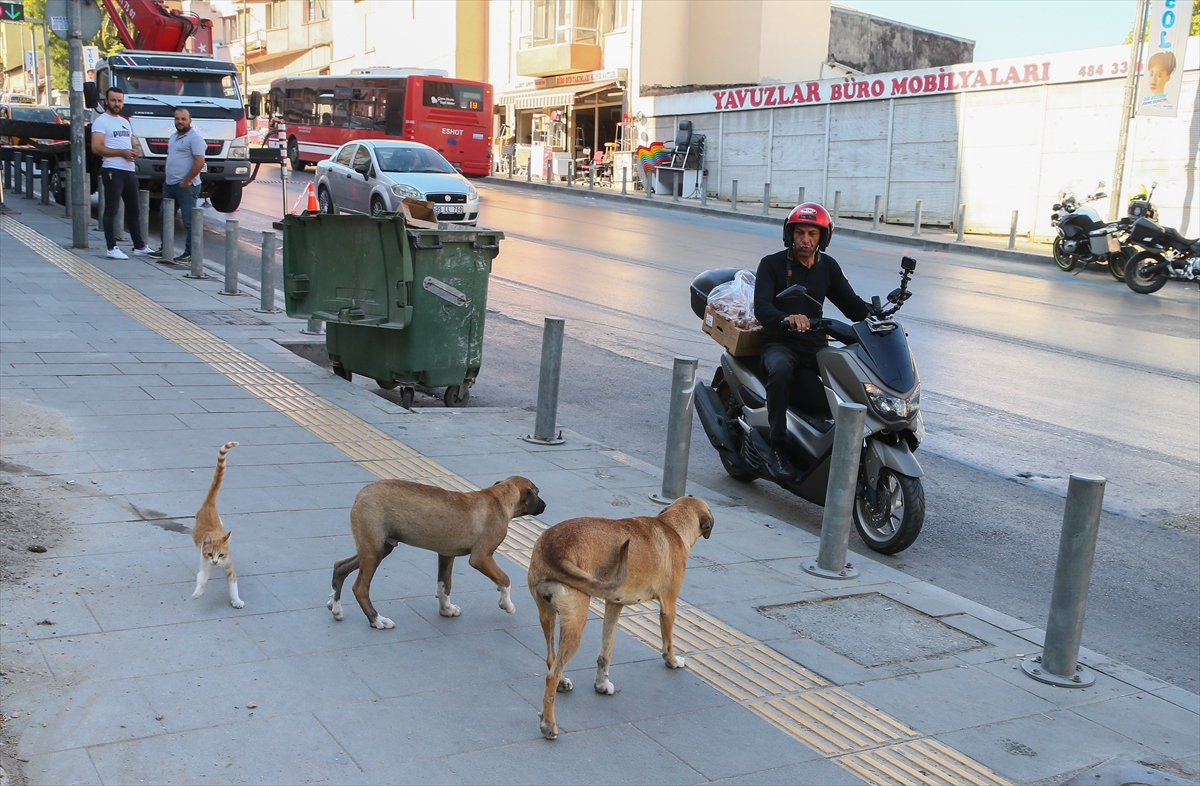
[
  {"left": 3, "top": 157, "right": 11, "bottom": 191},
  {"left": 650, "top": 356, "right": 698, "bottom": 504},
  {"left": 96, "top": 173, "right": 105, "bottom": 231},
  {"left": 762, "top": 182, "right": 770, "bottom": 214},
  {"left": 646, "top": 169, "right": 653, "bottom": 198},
  {"left": 40, "top": 157, "right": 51, "bottom": 205},
  {"left": 24, "top": 155, "right": 34, "bottom": 199},
  {"left": 255, "top": 230, "right": 278, "bottom": 313},
  {"left": 526, "top": 157, "right": 532, "bottom": 182},
  {"left": 589, "top": 161, "right": 594, "bottom": 190},
  {"left": 138, "top": 189, "right": 150, "bottom": 248},
  {"left": 956, "top": 204, "right": 965, "bottom": 242},
  {"left": 798, "top": 186, "right": 805, "bottom": 204},
  {"left": 872, "top": 195, "right": 881, "bottom": 230},
  {"left": 1008, "top": 210, "right": 1019, "bottom": 250},
  {"left": 1022, "top": 474, "right": 1105, "bottom": 688},
  {"left": 280, "top": 161, "right": 288, "bottom": 218},
  {"left": 621, "top": 168, "right": 626, "bottom": 194},
  {"left": 1110, "top": 0, "right": 1150, "bottom": 221},
  {"left": 700, "top": 171, "right": 708, "bottom": 206},
  {"left": 42, "top": 21, "right": 52, "bottom": 102},
  {"left": 68, "top": 0, "right": 87, "bottom": 248},
  {"left": 566, "top": 160, "right": 573, "bottom": 188},
  {"left": 160, "top": 197, "right": 175, "bottom": 262},
  {"left": 301, "top": 318, "right": 325, "bottom": 335},
  {"left": 220, "top": 219, "right": 239, "bottom": 295},
  {"left": 802, "top": 402, "right": 867, "bottom": 579},
  {"left": 832, "top": 190, "right": 841, "bottom": 223},
  {"left": 508, "top": 152, "right": 514, "bottom": 179},
  {"left": 185, "top": 207, "right": 207, "bottom": 278},
  {"left": 731, "top": 179, "right": 738, "bottom": 210},
  {"left": 913, "top": 199, "right": 922, "bottom": 237},
  {"left": 672, "top": 172, "right": 679, "bottom": 202},
  {"left": 523, "top": 317, "right": 566, "bottom": 445}
]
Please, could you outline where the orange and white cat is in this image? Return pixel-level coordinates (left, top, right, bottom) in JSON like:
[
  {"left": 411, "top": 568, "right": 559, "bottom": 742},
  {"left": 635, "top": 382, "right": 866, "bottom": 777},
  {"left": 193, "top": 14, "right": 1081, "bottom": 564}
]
[{"left": 191, "top": 441, "right": 243, "bottom": 608}]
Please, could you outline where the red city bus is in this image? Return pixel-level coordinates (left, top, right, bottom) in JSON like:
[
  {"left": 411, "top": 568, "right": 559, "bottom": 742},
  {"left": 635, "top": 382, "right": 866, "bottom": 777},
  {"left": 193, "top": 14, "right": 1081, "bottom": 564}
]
[{"left": 269, "top": 71, "right": 493, "bottom": 176}]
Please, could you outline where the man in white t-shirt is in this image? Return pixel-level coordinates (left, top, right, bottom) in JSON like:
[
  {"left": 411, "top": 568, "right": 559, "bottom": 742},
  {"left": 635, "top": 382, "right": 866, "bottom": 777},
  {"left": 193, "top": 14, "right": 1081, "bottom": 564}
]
[{"left": 91, "top": 87, "right": 152, "bottom": 259}]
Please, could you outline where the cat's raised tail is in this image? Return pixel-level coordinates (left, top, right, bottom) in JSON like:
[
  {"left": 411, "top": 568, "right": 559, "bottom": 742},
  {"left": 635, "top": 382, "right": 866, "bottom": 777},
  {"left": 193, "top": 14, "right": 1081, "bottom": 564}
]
[{"left": 203, "top": 441, "right": 239, "bottom": 508}]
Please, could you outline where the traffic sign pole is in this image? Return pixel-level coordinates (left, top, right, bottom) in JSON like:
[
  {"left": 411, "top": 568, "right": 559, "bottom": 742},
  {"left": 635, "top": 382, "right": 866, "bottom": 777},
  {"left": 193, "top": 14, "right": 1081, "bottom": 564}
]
[{"left": 68, "top": 0, "right": 87, "bottom": 248}]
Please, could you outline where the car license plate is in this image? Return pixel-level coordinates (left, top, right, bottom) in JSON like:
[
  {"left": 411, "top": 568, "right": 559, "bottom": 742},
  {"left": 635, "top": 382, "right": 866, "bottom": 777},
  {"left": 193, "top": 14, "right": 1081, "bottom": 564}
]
[{"left": 434, "top": 204, "right": 463, "bottom": 216}]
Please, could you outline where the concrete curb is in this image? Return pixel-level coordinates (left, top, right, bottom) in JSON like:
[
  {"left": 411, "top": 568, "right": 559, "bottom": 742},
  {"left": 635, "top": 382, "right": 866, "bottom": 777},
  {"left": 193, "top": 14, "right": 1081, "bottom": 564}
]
[{"left": 480, "top": 175, "right": 1053, "bottom": 266}]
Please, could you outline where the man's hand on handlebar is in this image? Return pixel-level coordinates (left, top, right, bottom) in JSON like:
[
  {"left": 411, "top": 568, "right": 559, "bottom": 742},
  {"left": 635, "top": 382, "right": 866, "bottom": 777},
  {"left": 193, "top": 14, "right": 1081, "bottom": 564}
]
[{"left": 782, "top": 314, "right": 810, "bottom": 332}]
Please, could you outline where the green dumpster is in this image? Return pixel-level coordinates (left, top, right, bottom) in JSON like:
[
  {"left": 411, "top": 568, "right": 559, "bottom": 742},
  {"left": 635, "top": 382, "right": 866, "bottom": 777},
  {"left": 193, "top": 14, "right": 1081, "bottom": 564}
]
[{"left": 281, "top": 213, "right": 503, "bottom": 406}]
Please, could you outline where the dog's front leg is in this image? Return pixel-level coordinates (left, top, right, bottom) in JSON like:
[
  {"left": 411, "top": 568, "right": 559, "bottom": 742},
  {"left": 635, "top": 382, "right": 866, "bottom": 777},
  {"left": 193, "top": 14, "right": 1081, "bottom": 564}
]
[
  {"left": 469, "top": 551, "right": 515, "bottom": 614},
  {"left": 594, "top": 601, "right": 623, "bottom": 695},
  {"left": 659, "top": 595, "right": 686, "bottom": 669},
  {"left": 436, "top": 554, "right": 461, "bottom": 617}
]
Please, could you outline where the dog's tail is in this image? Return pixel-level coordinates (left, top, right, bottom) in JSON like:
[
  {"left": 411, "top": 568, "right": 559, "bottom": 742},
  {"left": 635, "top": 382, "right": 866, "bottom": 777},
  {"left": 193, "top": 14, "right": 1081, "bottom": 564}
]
[{"left": 557, "top": 539, "right": 630, "bottom": 596}]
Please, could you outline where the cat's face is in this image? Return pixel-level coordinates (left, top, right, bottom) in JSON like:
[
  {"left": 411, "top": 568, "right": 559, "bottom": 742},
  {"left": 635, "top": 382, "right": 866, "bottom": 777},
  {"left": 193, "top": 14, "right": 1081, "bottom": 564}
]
[{"left": 202, "top": 533, "right": 232, "bottom": 566}]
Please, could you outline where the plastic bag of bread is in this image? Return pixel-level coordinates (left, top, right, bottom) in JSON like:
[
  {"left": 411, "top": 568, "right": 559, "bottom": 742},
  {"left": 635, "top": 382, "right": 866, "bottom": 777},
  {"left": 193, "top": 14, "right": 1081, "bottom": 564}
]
[{"left": 706, "top": 269, "right": 761, "bottom": 330}]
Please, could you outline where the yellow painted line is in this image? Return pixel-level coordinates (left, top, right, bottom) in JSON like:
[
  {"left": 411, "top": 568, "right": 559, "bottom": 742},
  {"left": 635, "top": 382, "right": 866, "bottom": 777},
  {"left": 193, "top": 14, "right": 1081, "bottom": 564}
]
[{"left": 2, "top": 215, "right": 1011, "bottom": 786}]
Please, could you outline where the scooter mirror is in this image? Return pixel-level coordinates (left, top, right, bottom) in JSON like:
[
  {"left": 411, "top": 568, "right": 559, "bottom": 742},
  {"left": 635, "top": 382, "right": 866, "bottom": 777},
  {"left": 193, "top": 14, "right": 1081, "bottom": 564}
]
[
  {"left": 776, "top": 284, "right": 808, "bottom": 303},
  {"left": 886, "top": 287, "right": 903, "bottom": 303},
  {"left": 901, "top": 256, "right": 916, "bottom": 272}
]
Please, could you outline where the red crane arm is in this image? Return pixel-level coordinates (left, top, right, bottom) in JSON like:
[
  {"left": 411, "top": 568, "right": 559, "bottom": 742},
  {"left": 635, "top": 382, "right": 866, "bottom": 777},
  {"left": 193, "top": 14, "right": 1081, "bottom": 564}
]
[{"left": 99, "top": 0, "right": 214, "bottom": 54}]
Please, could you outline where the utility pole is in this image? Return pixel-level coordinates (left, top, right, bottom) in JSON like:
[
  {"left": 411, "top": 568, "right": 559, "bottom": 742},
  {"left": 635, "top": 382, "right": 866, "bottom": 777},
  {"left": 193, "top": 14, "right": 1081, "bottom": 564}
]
[
  {"left": 42, "top": 19, "right": 52, "bottom": 102},
  {"left": 68, "top": 0, "right": 87, "bottom": 247},
  {"left": 1110, "top": 0, "right": 1150, "bottom": 221}
]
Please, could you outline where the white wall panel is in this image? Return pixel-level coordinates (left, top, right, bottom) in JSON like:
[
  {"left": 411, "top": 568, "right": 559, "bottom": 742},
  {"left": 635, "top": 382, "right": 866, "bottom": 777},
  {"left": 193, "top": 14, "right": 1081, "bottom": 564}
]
[
  {"left": 888, "top": 95, "right": 958, "bottom": 224},
  {"left": 771, "top": 105, "right": 827, "bottom": 205},
  {"left": 826, "top": 102, "right": 888, "bottom": 215}
]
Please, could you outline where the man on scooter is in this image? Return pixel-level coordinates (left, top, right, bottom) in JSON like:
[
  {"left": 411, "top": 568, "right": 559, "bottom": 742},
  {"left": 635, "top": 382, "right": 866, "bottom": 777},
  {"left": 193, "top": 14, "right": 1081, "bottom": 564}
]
[{"left": 754, "top": 203, "right": 871, "bottom": 480}]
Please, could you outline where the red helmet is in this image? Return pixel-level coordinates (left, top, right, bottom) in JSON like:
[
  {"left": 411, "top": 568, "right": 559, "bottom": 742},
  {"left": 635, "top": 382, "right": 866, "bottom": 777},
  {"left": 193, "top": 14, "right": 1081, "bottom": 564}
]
[{"left": 784, "top": 202, "right": 833, "bottom": 251}]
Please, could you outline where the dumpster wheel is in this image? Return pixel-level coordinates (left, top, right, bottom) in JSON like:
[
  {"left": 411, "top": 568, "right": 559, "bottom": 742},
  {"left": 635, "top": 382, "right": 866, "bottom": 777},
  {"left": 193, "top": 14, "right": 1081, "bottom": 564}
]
[
  {"left": 331, "top": 363, "right": 351, "bottom": 381},
  {"left": 375, "top": 379, "right": 399, "bottom": 391},
  {"left": 444, "top": 384, "right": 470, "bottom": 407},
  {"left": 401, "top": 387, "right": 415, "bottom": 409}
]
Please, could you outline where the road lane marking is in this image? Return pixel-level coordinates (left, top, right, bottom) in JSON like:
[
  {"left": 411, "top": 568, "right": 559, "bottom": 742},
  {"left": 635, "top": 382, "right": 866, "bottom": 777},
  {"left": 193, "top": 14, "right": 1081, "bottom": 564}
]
[{"left": 2, "top": 214, "right": 1011, "bottom": 786}]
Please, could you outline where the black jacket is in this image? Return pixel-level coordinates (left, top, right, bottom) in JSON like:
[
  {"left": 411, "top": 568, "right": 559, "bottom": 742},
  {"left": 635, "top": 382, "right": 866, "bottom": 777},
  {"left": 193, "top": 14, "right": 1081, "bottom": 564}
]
[{"left": 754, "top": 249, "right": 870, "bottom": 353}]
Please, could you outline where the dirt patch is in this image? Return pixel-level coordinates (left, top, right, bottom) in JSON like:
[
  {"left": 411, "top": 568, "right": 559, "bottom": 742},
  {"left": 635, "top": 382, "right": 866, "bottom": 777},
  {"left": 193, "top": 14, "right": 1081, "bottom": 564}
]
[
  {"left": 0, "top": 398, "right": 73, "bottom": 446},
  {"left": 1161, "top": 511, "right": 1200, "bottom": 536}
]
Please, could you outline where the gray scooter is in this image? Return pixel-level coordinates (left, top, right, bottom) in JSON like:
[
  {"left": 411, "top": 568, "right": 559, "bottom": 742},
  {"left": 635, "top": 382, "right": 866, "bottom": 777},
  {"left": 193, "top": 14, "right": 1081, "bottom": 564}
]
[{"left": 691, "top": 256, "right": 925, "bottom": 553}]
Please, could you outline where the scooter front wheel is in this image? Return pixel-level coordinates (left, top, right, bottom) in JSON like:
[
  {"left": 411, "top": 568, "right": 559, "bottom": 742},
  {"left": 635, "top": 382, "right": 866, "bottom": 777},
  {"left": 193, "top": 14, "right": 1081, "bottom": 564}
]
[
  {"left": 853, "top": 469, "right": 924, "bottom": 554},
  {"left": 1052, "top": 237, "right": 1078, "bottom": 272}
]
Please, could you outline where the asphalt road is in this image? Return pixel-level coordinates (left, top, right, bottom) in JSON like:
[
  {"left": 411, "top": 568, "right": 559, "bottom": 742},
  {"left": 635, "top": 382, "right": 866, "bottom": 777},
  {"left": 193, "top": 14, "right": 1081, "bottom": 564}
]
[{"left": 188, "top": 170, "right": 1199, "bottom": 692}]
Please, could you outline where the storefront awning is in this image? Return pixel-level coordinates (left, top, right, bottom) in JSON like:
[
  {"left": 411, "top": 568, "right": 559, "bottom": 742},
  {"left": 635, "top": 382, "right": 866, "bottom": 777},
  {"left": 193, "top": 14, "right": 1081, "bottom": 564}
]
[{"left": 500, "top": 81, "right": 621, "bottom": 111}]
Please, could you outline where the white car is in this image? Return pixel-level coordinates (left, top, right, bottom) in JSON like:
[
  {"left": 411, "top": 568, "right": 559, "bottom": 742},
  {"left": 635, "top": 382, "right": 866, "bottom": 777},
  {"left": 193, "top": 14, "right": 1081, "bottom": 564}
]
[{"left": 314, "top": 140, "right": 480, "bottom": 225}]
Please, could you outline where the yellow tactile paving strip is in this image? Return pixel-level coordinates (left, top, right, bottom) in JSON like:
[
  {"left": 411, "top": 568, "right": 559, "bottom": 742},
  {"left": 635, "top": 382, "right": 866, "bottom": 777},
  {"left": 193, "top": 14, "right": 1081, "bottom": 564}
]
[{"left": 2, "top": 216, "right": 1009, "bottom": 786}]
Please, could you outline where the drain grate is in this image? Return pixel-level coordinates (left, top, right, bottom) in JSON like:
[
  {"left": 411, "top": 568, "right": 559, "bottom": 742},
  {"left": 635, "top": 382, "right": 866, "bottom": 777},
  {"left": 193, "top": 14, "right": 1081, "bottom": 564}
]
[
  {"left": 173, "top": 310, "right": 267, "bottom": 326},
  {"left": 759, "top": 593, "right": 986, "bottom": 667}
]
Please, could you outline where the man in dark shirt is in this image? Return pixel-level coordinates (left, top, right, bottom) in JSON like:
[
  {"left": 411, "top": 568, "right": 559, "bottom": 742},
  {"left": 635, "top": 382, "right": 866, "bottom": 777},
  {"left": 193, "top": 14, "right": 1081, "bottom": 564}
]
[{"left": 753, "top": 203, "right": 871, "bottom": 479}]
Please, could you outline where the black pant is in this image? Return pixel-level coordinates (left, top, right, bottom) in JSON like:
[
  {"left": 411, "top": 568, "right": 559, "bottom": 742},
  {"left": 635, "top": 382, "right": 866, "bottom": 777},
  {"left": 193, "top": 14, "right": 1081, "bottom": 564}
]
[
  {"left": 101, "top": 168, "right": 145, "bottom": 251},
  {"left": 761, "top": 342, "right": 830, "bottom": 444}
]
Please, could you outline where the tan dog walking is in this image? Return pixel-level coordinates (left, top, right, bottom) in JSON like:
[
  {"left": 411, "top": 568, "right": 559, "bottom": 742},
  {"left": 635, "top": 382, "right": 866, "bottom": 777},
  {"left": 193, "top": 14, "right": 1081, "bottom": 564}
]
[
  {"left": 329, "top": 476, "right": 546, "bottom": 629},
  {"left": 527, "top": 496, "right": 714, "bottom": 740}
]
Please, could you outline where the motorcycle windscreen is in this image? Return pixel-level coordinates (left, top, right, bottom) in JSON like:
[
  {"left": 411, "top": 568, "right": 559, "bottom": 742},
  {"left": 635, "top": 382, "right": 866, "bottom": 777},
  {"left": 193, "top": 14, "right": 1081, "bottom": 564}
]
[{"left": 851, "top": 322, "right": 917, "bottom": 392}]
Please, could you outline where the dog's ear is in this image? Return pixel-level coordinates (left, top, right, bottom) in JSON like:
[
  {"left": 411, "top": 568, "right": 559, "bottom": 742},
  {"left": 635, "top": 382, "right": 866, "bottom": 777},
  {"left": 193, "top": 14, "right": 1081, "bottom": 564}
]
[
  {"left": 523, "top": 484, "right": 545, "bottom": 515},
  {"left": 697, "top": 501, "right": 714, "bottom": 539}
]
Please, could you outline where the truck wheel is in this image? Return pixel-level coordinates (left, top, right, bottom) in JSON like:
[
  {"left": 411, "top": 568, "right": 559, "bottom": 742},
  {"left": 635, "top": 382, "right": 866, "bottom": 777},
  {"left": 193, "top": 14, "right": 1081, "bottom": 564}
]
[
  {"left": 209, "top": 182, "right": 243, "bottom": 213},
  {"left": 288, "top": 138, "right": 306, "bottom": 171},
  {"left": 853, "top": 469, "right": 924, "bottom": 554}
]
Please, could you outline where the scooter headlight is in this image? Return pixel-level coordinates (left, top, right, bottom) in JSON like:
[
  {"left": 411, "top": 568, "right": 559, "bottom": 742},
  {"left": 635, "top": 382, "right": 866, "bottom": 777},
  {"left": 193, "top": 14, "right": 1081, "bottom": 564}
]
[{"left": 864, "top": 382, "right": 920, "bottom": 419}]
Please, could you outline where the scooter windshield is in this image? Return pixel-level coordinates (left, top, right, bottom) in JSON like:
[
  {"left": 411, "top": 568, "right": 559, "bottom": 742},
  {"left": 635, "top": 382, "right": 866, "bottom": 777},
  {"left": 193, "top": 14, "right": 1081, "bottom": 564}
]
[{"left": 852, "top": 322, "right": 917, "bottom": 392}]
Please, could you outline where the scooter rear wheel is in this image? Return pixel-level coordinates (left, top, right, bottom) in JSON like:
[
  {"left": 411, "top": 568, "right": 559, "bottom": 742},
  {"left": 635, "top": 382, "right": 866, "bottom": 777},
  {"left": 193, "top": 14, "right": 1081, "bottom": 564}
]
[
  {"left": 716, "top": 382, "right": 757, "bottom": 481},
  {"left": 853, "top": 469, "right": 924, "bottom": 554}
]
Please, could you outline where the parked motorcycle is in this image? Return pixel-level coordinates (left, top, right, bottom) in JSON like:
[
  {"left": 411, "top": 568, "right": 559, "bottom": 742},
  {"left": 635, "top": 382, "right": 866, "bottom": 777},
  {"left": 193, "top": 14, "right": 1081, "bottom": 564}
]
[
  {"left": 1050, "top": 184, "right": 1133, "bottom": 280},
  {"left": 690, "top": 256, "right": 925, "bottom": 554},
  {"left": 1123, "top": 216, "right": 1200, "bottom": 294}
]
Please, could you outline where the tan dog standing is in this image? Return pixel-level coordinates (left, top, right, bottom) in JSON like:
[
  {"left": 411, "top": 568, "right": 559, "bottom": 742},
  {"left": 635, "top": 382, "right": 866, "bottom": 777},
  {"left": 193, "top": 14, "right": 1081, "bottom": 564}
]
[
  {"left": 328, "top": 476, "right": 546, "bottom": 629},
  {"left": 527, "top": 496, "right": 714, "bottom": 740}
]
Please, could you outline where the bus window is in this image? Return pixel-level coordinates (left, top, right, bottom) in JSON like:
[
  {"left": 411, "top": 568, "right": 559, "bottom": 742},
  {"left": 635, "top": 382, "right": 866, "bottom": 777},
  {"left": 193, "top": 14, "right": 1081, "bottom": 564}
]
[
  {"left": 384, "top": 88, "right": 406, "bottom": 136},
  {"left": 423, "top": 80, "right": 483, "bottom": 112},
  {"left": 315, "top": 94, "right": 334, "bottom": 126}
]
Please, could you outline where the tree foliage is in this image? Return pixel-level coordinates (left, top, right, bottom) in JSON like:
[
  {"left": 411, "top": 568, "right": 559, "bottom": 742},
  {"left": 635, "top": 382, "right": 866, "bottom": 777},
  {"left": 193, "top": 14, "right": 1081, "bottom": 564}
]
[
  {"left": 1124, "top": 0, "right": 1200, "bottom": 43},
  {"left": 23, "top": 0, "right": 122, "bottom": 95}
]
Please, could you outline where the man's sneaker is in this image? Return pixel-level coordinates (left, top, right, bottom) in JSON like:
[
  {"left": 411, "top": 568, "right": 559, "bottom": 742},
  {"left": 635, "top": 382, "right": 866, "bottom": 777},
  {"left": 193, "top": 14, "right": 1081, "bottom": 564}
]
[
  {"left": 132, "top": 246, "right": 153, "bottom": 256},
  {"left": 106, "top": 247, "right": 129, "bottom": 260},
  {"left": 174, "top": 252, "right": 192, "bottom": 264},
  {"left": 149, "top": 247, "right": 165, "bottom": 258},
  {"left": 765, "top": 443, "right": 796, "bottom": 481}
]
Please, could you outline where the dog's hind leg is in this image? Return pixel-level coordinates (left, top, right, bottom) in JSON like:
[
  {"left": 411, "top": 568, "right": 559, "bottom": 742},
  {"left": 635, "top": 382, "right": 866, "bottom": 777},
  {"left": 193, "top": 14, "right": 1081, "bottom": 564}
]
[
  {"left": 352, "top": 547, "right": 394, "bottom": 629},
  {"left": 469, "top": 550, "right": 514, "bottom": 614},
  {"left": 436, "top": 554, "right": 461, "bottom": 617},
  {"left": 533, "top": 587, "right": 557, "bottom": 673},
  {"left": 658, "top": 595, "right": 686, "bottom": 669},
  {"left": 328, "top": 555, "right": 360, "bottom": 620},
  {"left": 594, "top": 601, "right": 623, "bottom": 695},
  {"left": 539, "top": 589, "right": 589, "bottom": 741}
]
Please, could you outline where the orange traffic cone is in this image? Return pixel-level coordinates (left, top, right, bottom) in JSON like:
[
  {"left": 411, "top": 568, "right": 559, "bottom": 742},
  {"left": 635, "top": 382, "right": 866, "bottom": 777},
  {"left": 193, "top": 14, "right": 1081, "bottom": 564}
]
[{"left": 306, "top": 182, "right": 319, "bottom": 213}]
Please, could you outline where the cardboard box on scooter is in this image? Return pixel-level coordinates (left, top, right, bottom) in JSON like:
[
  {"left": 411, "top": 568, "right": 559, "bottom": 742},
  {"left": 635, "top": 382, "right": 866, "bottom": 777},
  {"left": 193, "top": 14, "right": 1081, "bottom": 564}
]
[{"left": 702, "top": 305, "right": 762, "bottom": 357}]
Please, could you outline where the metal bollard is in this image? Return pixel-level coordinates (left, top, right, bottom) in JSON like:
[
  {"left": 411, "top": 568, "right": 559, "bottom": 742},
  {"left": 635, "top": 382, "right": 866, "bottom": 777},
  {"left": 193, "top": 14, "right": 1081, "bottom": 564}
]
[
  {"left": 621, "top": 169, "right": 627, "bottom": 194},
  {"left": 508, "top": 153, "right": 514, "bottom": 180},
  {"left": 160, "top": 198, "right": 175, "bottom": 261},
  {"left": 2, "top": 156, "right": 10, "bottom": 190},
  {"left": 913, "top": 199, "right": 923, "bottom": 237},
  {"left": 301, "top": 318, "right": 325, "bottom": 335},
  {"left": 672, "top": 172, "right": 679, "bottom": 202},
  {"left": 650, "top": 356, "right": 698, "bottom": 504},
  {"left": 12, "top": 152, "right": 22, "bottom": 194},
  {"left": 185, "top": 207, "right": 207, "bottom": 279},
  {"left": 280, "top": 162, "right": 288, "bottom": 217},
  {"left": 40, "top": 158, "right": 51, "bottom": 205},
  {"left": 731, "top": 179, "right": 738, "bottom": 210},
  {"left": 588, "top": 162, "right": 594, "bottom": 190},
  {"left": 1021, "top": 474, "right": 1106, "bottom": 688},
  {"left": 646, "top": 170, "right": 653, "bottom": 198},
  {"left": 832, "top": 190, "right": 841, "bottom": 223},
  {"left": 115, "top": 199, "right": 126, "bottom": 242},
  {"left": 219, "top": 219, "right": 239, "bottom": 295},
  {"left": 802, "top": 402, "right": 868, "bottom": 579},
  {"left": 566, "top": 160, "right": 573, "bottom": 188},
  {"left": 1008, "top": 210, "right": 1019, "bottom": 249},
  {"left": 256, "top": 230, "right": 278, "bottom": 313},
  {"left": 798, "top": 186, "right": 805, "bottom": 205},
  {"left": 138, "top": 189, "right": 150, "bottom": 249},
  {"left": 526, "top": 159, "right": 532, "bottom": 183},
  {"left": 700, "top": 171, "right": 708, "bottom": 206},
  {"left": 24, "top": 154, "right": 35, "bottom": 199},
  {"left": 763, "top": 182, "right": 771, "bottom": 215},
  {"left": 522, "top": 317, "right": 566, "bottom": 445},
  {"left": 956, "top": 204, "right": 966, "bottom": 242},
  {"left": 872, "top": 195, "right": 881, "bottom": 230}
]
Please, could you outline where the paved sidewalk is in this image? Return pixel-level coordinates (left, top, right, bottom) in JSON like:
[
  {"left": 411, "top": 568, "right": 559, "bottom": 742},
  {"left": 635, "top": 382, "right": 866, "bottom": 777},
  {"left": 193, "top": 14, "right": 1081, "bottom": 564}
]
[
  {"left": 1, "top": 201, "right": 1196, "bottom": 786},
  {"left": 480, "top": 175, "right": 1055, "bottom": 265}
]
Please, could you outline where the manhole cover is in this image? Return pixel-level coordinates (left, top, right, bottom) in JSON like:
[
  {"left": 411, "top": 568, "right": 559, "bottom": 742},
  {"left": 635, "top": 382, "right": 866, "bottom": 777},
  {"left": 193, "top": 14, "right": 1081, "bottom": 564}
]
[
  {"left": 758, "top": 593, "right": 985, "bottom": 667},
  {"left": 174, "top": 310, "right": 267, "bottom": 326}
]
